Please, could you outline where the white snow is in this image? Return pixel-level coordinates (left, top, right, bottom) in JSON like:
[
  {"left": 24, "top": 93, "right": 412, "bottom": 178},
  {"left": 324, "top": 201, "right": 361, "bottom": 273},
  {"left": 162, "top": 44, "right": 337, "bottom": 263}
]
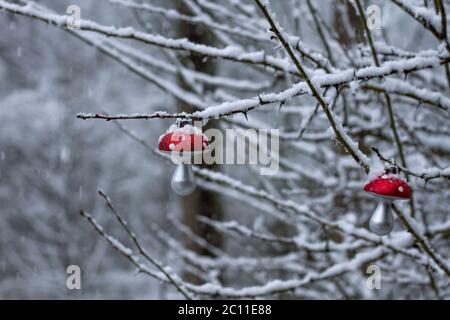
[{"left": 1, "top": 0, "right": 449, "bottom": 300}]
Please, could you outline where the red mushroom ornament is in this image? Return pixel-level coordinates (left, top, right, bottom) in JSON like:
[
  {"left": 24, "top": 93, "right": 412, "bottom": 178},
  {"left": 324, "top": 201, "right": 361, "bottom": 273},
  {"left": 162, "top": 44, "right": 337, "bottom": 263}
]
[
  {"left": 158, "top": 120, "right": 208, "bottom": 196},
  {"left": 363, "top": 165, "right": 411, "bottom": 235}
]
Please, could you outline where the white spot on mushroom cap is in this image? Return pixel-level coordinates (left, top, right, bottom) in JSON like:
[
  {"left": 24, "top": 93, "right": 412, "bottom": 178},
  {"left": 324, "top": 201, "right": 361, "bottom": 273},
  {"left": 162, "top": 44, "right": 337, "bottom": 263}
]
[
  {"left": 398, "top": 186, "right": 404, "bottom": 192},
  {"left": 169, "top": 143, "right": 175, "bottom": 150}
]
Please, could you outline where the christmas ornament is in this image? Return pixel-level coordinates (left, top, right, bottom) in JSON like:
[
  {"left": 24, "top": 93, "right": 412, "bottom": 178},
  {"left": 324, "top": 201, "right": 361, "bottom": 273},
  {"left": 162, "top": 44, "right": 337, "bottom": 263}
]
[
  {"left": 158, "top": 120, "right": 208, "bottom": 196},
  {"left": 363, "top": 165, "right": 411, "bottom": 235}
]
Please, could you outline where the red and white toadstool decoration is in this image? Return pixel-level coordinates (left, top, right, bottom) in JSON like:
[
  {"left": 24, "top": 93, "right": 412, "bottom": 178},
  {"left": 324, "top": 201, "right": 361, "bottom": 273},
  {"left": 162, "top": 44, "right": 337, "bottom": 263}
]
[
  {"left": 158, "top": 120, "right": 208, "bottom": 196},
  {"left": 363, "top": 165, "right": 412, "bottom": 235}
]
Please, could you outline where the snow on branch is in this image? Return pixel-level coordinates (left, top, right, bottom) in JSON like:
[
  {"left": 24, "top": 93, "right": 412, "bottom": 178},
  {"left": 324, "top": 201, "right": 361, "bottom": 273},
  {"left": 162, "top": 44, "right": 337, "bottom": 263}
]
[
  {"left": 107, "top": 0, "right": 268, "bottom": 42},
  {"left": 372, "top": 147, "right": 450, "bottom": 181},
  {"left": 3, "top": 0, "right": 449, "bottom": 299},
  {"left": 0, "top": 0, "right": 298, "bottom": 74},
  {"left": 76, "top": 52, "right": 450, "bottom": 122},
  {"left": 77, "top": 111, "right": 198, "bottom": 121},
  {"left": 198, "top": 216, "right": 369, "bottom": 253},
  {"left": 109, "top": 120, "right": 448, "bottom": 276},
  {"left": 81, "top": 193, "right": 193, "bottom": 299},
  {"left": 107, "top": 40, "right": 274, "bottom": 92},
  {"left": 362, "top": 79, "right": 450, "bottom": 112},
  {"left": 79, "top": 210, "right": 169, "bottom": 282},
  {"left": 253, "top": 0, "right": 371, "bottom": 173},
  {"left": 390, "top": 0, "right": 444, "bottom": 39}
]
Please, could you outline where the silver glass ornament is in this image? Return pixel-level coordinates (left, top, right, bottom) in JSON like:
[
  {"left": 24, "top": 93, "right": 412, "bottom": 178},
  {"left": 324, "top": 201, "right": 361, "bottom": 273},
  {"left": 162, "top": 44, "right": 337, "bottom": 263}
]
[
  {"left": 171, "top": 163, "right": 196, "bottom": 196},
  {"left": 369, "top": 201, "right": 394, "bottom": 236}
]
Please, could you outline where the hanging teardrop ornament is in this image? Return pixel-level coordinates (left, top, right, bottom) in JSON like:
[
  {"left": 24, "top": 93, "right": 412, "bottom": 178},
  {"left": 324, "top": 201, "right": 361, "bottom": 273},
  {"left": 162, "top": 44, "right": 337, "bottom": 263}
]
[
  {"left": 158, "top": 119, "right": 209, "bottom": 197},
  {"left": 363, "top": 165, "right": 412, "bottom": 235},
  {"left": 171, "top": 163, "right": 196, "bottom": 196},
  {"left": 369, "top": 201, "right": 394, "bottom": 236}
]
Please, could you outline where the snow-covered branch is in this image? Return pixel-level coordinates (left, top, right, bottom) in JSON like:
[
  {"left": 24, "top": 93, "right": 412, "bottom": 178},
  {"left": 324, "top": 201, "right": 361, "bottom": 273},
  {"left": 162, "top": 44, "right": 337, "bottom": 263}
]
[
  {"left": 3, "top": 0, "right": 449, "bottom": 299},
  {"left": 0, "top": 0, "right": 299, "bottom": 74}
]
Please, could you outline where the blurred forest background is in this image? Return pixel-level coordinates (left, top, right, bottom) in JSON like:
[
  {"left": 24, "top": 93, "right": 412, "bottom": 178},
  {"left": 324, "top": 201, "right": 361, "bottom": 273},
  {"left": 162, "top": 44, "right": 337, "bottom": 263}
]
[{"left": 0, "top": 0, "right": 182, "bottom": 298}]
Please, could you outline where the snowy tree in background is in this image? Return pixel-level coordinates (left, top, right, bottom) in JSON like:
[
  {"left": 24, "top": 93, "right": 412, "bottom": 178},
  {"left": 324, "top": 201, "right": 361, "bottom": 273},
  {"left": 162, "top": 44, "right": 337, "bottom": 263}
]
[{"left": 0, "top": 0, "right": 449, "bottom": 299}]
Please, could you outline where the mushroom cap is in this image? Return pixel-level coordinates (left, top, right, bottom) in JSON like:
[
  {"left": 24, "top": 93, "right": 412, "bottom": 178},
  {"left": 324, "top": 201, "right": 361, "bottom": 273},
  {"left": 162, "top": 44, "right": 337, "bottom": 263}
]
[
  {"left": 363, "top": 174, "right": 411, "bottom": 200},
  {"left": 158, "top": 129, "right": 208, "bottom": 153}
]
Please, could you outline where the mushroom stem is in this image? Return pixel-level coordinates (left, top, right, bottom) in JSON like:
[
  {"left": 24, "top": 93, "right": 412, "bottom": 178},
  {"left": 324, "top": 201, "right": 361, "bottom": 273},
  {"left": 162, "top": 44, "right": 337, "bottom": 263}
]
[
  {"left": 171, "top": 163, "right": 196, "bottom": 196},
  {"left": 369, "top": 200, "right": 394, "bottom": 236}
]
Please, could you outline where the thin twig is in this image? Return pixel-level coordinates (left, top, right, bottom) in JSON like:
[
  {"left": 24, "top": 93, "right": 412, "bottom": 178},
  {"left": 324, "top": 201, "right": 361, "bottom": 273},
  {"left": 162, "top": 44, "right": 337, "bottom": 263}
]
[
  {"left": 372, "top": 147, "right": 450, "bottom": 181},
  {"left": 97, "top": 190, "right": 193, "bottom": 300},
  {"left": 253, "top": 0, "right": 370, "bottom": 173}
]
